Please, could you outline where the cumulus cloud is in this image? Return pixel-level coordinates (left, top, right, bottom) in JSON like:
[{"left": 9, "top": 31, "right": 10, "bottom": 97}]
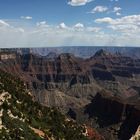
[
  {"left": 116, "top": 12, "right": 121, "bottom": 16},
  {"left": 1, "top": 18, "right": 140, "bottom": 48},
  {"left": 113, "top": 7, "right": 121, "bottom": 16},
  {"left": 36, "top": 21, "right": 48, "bottom": 27},
  {"left": 113, "top": 7, "right": 121, "bottom": 12},
  {"left": 95, "top": 14, "right": 140, "bottom": 35},
  {"left": 68, "top": 0, "right": 93, "bottom": 6},
  {"left": 0, "top": 20, "right": 106, "bottom": 47},
  {"left": 74, "top": 23, "right": 84, "bottom": 28},
  {"left": 95, "top": 15, "right": 140, "bottom": 25},
  {"left": 20, "top": 16, "right": 32, "bottom": 20},
  {"left": 73, "top": 23, "right": 84, "bottom": 31},
  {"left": 90, "top": 6, "right": 108, "bottom": 13},
  {"left": 95, "top": 17, "right": 113, "bottom": 24},
  {"left": 58, "top": 22, "right": 67, "bottom": 29}
]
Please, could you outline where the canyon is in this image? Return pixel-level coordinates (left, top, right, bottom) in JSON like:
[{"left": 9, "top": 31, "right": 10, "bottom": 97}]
[{"left": 0, "top": 47, "right": 140, "bottom": 140}]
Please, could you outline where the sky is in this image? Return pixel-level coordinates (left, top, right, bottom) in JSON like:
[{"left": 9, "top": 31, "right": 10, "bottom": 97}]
[{"left": 0, "top": 0, "right": 140, "bottom": 48}]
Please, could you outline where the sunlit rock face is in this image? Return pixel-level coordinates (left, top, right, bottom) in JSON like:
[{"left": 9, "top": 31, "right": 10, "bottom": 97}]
[{"left": 130, "top": 125, "right": 140, "bottom": 140}]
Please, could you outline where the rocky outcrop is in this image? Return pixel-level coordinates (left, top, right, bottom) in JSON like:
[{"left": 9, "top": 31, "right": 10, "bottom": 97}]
[
  {"left": 0, "top": 54, "right": 16, "bottom": 60},
  {"left": 86, "top": 127, "right": 105, "bottom": 140},
  {"left": 130, "top": 125, "right": 140, "bottom": 140}
]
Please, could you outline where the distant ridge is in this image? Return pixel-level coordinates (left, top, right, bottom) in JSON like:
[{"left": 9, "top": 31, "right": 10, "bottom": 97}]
[
  {"left": 94, "top": 49, "right": 112, "bottom": 57},
  {"left": 32, "top": 47, "right": 140, "bottom": 59}
]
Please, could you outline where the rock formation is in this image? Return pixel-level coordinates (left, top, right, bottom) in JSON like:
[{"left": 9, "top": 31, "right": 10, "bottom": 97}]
[{"left": 0, "top": 48, "right": 140, "bottom": 140}]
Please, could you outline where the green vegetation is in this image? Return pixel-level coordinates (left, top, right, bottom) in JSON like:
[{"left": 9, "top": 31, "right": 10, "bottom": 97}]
[{"left": 0, "top": 69, "right": 88, "bottom": 140}]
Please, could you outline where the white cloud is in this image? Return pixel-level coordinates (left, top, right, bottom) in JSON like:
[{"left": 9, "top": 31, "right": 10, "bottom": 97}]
[
  {"left": 95, "top": 17, "right": 113, "bottom": 24},
  {"left": 95, "top": 15, "right": 140, "bottom": 25},
  {"left": 68, "top": 0, "right": 93, "bottom": 6},
  {"left": 113, "top": 7, "right": 121, "bottom": 12},
  {"left": 1, "top": 18, "right": 140, "bottom": 48},
  {"left": 73, "top": 23, "right": 84, "bottom": 31},
  {"left": 95, "top": 15, "right": 140, "bottom": 35},
  {"left": 74, "top": 23, "right": 84, "bottom": 28},
  {"left": 113, "top": 7, "right": 121, "bottom": 16},
  {"left": 36, "top": 21, "right": 48, "bottom": 28},
  {"left": 0, "top": 20, "right": 25, "bottom": 48},
  {"left": 21, "top": 16, "right": 32, "bottom": 20},
  {"left": 87, "top": 27, "right": 101, "bottom": 32},
  {"left": 0, "top": 20, "right": 10, "bottom": 27},
  {"left": 116, "top": 12, "right": 121, "bottom": 16},
  {"left": 0, "top": 20, "right": 24, "bottom": 33},
  {"left": 90, "top": 6, "right": 108, "bottom": 13},
  {"left": 58, "top": 22, "right": 67, "bottom": 29}
]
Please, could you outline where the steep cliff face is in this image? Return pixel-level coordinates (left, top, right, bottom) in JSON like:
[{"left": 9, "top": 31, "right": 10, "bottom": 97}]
[
  {"left": 0, "top": 51, "right": 101, "bottom": 110},
  {"left": 84, "top": 91, "right": 140, "bottom": 140}
]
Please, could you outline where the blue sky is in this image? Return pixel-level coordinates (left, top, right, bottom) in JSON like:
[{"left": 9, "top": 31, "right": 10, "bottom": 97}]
[{"left": 0, "top": 0, "right": 140, "bottom": 47}]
